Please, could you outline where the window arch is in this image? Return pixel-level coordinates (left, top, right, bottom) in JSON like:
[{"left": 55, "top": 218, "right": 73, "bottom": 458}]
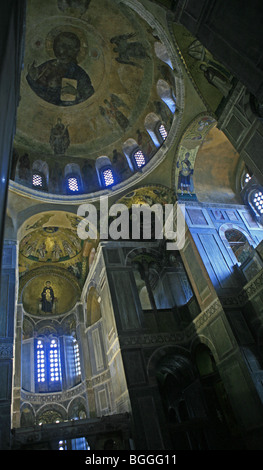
[
  {"left": 95, "top": 156, "right": 116, "bottom": 188},
  {"left": 32, "top": 160, "right": 49, "bottom": 191},
  {"left": 35, "top": 335, "right": 62, "bottom": 392},
  {"left": 64, "top": 163, "right": 82, "bottom": 194},
  {"left": 220, "top": 225, "right": 254, "bottom": 264},
  {"left": 67, "top": 176, "right": 80, "bottom": 192},
  {"left": 122, "top": 138, "right": 146, "bottom": 171},
  {"left": 37, "top": 408, "right": 65, "bottom": 426},
  {"left": 154, "top": 41, "right": 173, "bottom": 69},
  {"left": 156, "top": 79, "right": 176, "bottom": 114},
  {"left": 144, "top": 112, "right": 168, "bottom": 148},
  {"left": 102, "top": 167, "right": 115, "bottom": 187}
]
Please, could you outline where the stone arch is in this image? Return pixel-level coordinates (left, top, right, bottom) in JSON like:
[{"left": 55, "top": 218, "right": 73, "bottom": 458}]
[
  {"left": 146, "top": 345, "right": 210, "bottom": 449},
  {"left": 125, "top": 246, "right": 162, "bottom": 268},
  {"left": 60, "top": 312, "right": 78, "bottom": 336},
  {"left": 36, "top": 403, "right": 67, "bottom": 424},
  {"left": 147, "top": 345, "right": 191, "bottom": 382},
  {"left": 22, "top": 315, "right": 35, "bottom": 339},
  {"left": 33, "top": 318, "right": 61, "bottom": 336},
  {"left": 219, "top": 223, "right": 256, "bottom": 263},
  {"left": 219, "top": 223, "right": 255, "bottom": 245},
  {"left": 190, "top": 334, "right": 220, "bottom": 365},
  {"left": 67, "top": 396, "right": 88, "bottom": 420}
]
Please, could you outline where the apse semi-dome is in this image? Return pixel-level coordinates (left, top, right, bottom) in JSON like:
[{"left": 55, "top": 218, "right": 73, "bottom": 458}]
[{"left": 11, "top": 0, "right": 184, "bottom": 202}]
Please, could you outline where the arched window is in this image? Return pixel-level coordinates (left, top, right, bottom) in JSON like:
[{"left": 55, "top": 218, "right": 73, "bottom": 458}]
[
  {"left": 73, "top": 338, "right": 81, "bottom": 378},
  {"left": 102, "top": 167, "right": 115, "bottom": 187},
  {"left": 64, "top": 163, "right": 82, "bottom": 194},
  {"left": 67, "top": 175, "right": 80, "bottom": 193},
  {"left": 157, "top": 79, "right": 176, "bottom": 114},
  {"left": 49, "top": 338, "right": 61, "bottom": 384},
  {"left": 123, "top": 138, "right": 146, "bottom": 171},
  {"left": 32, "top": 160, "right": 49, "bottom": 191},
  {"left": 133, "top": 149, "right": 146, "bottom": 169},
  {"left": 36, "top": 338, "right": 46, "bottom": 385},
  {"left": 225, "top": 228, "right": 253, "bottom": 263},
  {"left": 32, "top": 172, "right": 45, "bottom": 189},
  {"left": 144, "top": 113, "right": 168, "bottom": 148},
  {"left": 158, "top": 123, "right": 168, "bottom": 142},
  {"left": 95, "top": 156, "right": 116, "bottom": 188},
  {"left": 35, "top": 336, "right": 62, "bottom": 392},
  {"left": 38, "top": 409, "right": 64, "bottom": 426}
]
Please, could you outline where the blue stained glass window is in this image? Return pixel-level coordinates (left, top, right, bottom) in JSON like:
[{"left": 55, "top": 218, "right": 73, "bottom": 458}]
[
  {"left": 35, "top": 337, "right": 62, "bottom": 391},
  {"left": 133, "top": 149, "right": 146, "bottom": 169},
  {"left": 36, "top": 339, "right": 46, "bottom": 383},
  {"left": 49, "top": 338, "right": 61, "bottom": 383},
  {"left": 73, "top": 338, "right": 81, "bottom": 377},
  {"left": 67, "top": 176, "right": 79, "bottom": 192},
  {"left": 158, "top": 124, "right": 168, "bottom": 141},
  {"left": 251, "top": 190, "right": 263, "bottom": 215},
  {"left": 102, "top": 168, "right": 115, "bottom": 187},
  {"left": 33, "top": 173, "right": 43, "bottom": 188}
]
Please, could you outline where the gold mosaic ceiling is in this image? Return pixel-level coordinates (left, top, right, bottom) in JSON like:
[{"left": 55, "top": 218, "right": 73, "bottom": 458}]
[
  {"left": 18, "top": 211, "right": 98, "bottom": 315},
  {"left": 14, "top": 0, "right": 179, "bottom": 195}
]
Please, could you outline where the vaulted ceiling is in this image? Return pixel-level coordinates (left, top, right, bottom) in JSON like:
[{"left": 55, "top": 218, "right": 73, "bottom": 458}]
[
  {"left": 9, "top": 0, "right": 241, "bottom": 206},
  {"left": 13, "top": 0, "right": 184, "bottom": 198},
  {"left": 8, "top": 0, "right": 245, "bottom": 316}
]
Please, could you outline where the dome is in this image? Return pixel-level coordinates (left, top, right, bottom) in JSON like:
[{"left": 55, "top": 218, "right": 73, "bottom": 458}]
[{"left": 12, "top": 0, "right": 184, "bottom": 201}]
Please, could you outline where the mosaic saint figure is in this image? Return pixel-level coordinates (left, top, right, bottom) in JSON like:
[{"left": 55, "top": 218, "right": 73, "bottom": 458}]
[
  {"left": 110, "top": 33, "right": 150, "bottom": 67},
  {"left": 27, "top": 31, "right": 94, "bottom": 106},
  {"left": 177, "top": 152, "right": 193, "bottom": 195},
  {"left": 40, "top": 281, "right": 55, "bottom": 313},
  {"left": 49, "top": 118, "right": 70, "bottom": 155}
]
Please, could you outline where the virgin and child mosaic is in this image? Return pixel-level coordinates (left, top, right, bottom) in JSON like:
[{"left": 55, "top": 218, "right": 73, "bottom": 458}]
[{"left": 40, "top": 281, "right": 55, "bottom": 313}]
